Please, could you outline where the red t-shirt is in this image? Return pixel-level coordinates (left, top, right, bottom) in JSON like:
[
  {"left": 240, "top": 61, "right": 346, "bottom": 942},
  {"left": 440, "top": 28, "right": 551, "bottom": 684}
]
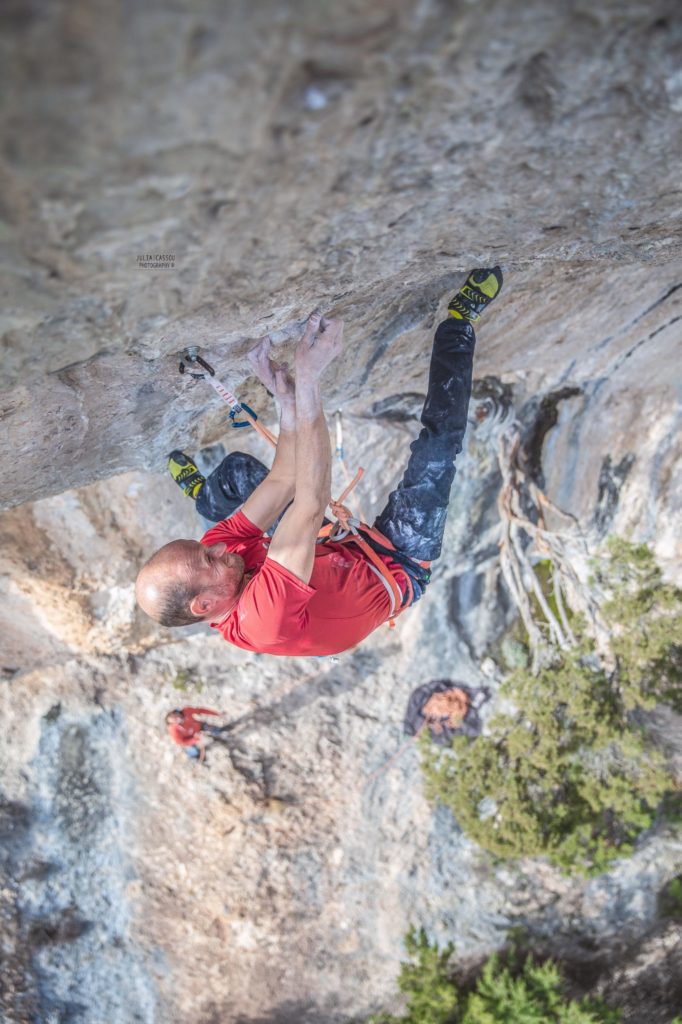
[
  {"left": 201, "top": 510, "right": 408, "bottom": 657},
  {"left": 167, "top": 707, "right": 218, "bottom": 746}
]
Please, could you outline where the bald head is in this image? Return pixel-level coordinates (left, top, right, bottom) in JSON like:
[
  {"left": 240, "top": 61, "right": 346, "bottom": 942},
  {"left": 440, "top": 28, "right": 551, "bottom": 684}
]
[
  {"left": 135, "top": 540, "right": 204, "bottom": 627},
  {"left": 135, "top": 539, "right": 246, "bottom": 627}
]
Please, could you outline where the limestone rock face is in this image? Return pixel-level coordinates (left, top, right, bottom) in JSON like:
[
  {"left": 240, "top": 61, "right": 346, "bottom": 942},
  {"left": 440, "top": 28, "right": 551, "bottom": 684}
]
[
  {"left": 1, "top": 0, "right": 681, "bottom": 508},
  {"left": 1, "top": 1, "right": 682, "bottom": 1023}
]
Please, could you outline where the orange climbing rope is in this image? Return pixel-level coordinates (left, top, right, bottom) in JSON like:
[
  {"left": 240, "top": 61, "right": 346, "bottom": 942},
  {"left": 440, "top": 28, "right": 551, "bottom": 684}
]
[{"left": 317, "top": 467, "right": 412, "bottom": 625}]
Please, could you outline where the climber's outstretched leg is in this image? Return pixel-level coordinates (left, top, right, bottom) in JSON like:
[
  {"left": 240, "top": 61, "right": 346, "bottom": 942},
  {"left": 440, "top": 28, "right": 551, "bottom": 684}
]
[
  {"left": 168, "top": 449, "right": 269, "bottom": 523},
  {"left": 374, "top": 267, "right": 503, "bottom": 562}
]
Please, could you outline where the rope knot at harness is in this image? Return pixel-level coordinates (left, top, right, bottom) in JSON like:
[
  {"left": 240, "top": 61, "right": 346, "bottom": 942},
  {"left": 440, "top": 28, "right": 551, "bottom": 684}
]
[
  {"left": 328, "top": 501, "right": 358, "bottom": 534},
  {"left": 322, "top": 467, "right": 412, "bottom": 626}
]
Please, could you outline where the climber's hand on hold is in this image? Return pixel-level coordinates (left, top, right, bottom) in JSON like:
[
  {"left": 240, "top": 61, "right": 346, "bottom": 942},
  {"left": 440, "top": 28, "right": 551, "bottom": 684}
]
[
  {"left": 294, "top": 310, "right": 344, "bottom": 381},
  {"left": 248, "top": 336, "right": 295, "bottom": 404}
]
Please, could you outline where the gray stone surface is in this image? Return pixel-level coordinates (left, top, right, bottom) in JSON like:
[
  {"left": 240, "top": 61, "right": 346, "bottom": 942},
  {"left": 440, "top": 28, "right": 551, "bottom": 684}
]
[
  {"left": 1, "top": 0, "right": 681, "bottom": 507},
  {"left": 1, "top": 408, "right": 681, "bottom": 1023},
  {"left": 1, "top": 0, "right": 681, "bottom": 1022}
]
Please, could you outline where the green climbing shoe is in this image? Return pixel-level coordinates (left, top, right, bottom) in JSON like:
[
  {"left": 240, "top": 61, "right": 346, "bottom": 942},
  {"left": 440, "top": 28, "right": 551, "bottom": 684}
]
[
  {"left": 448, "top": 266, "right": 503, "bottom": 322},
  {"left": 168, "top": 450, "right": 205, "bottom": 499}
]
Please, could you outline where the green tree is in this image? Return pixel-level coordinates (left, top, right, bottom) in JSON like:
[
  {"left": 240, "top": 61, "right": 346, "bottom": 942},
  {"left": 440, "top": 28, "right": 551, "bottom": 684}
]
[
  {"left": 367, "top": 928, "right": 459, "bottom": 1024},
  {"left": 598, "top": 538, "right": 682, "bottom": 712},
  {"left": 365, "top": 933, "right": 621, "bottom": 1024},
  {"left": 421, "top": 540, "right": 680, "bottom": 875}
]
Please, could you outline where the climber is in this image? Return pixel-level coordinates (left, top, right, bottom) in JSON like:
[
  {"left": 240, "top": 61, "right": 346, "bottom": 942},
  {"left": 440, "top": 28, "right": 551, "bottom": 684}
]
[
  {"left": 165, "top": 706, "right": 223, "bottom": 762},
  {"left": 135, "top": 267, "right": 503, "bottom": 657}
]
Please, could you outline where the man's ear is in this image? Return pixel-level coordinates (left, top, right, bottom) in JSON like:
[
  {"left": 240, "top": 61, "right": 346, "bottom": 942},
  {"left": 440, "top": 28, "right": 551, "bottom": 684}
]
[{"left": 189, "top": 593, "right": 212, "bottom": 618}]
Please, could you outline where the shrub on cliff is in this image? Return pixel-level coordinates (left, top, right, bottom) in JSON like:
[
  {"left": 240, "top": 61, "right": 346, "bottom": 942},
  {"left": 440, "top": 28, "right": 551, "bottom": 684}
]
[
  {"left": 421, "top": 540, "right": 681, "bottom": 875},
  {"left": 366, "top": 929, "right": 621, "bottom": 1024},
  {"left": 598, "top": 538, "right": 682, "bottom": 713}
]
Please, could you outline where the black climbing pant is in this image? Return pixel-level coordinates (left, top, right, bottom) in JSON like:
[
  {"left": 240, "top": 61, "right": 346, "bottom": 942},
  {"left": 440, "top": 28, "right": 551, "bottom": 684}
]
[
  {"left": 197, "top": 315, "right": 476, "bottom": 563},
  {"left": 196, "top": 450, "right": 269, "bottom": 523},
  {"left": 374, "top": 316, "right": 476, "bottom": 561}
]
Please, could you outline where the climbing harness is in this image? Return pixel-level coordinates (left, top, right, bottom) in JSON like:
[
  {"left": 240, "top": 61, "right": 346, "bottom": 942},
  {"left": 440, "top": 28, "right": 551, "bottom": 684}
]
[
  {"left": 317, "top": 468, "right": 413, "bottom": 625},
  {"left": 179, "top": 347, "right": 426, "bottom": 626}
]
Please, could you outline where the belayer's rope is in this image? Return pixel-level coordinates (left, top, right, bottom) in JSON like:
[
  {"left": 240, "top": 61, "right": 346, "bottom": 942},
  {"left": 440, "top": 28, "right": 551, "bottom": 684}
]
[{"left": 365, "top": 725, "right": 426, "bottom": 786}]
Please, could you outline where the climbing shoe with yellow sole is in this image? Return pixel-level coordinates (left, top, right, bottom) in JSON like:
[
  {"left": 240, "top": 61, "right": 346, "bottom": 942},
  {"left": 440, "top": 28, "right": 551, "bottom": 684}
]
[
  {"left": 168, "top": 450, "right": 205, "bottom": 499},
  {"left": 448, "top": 266, "right": 503, "bottom": 322}
]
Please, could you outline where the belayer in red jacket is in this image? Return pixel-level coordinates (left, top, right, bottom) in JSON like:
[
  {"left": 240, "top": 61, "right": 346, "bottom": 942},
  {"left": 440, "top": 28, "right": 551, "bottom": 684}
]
[{"left": 165, "top": 706, "right": 222, "bottom": 763}]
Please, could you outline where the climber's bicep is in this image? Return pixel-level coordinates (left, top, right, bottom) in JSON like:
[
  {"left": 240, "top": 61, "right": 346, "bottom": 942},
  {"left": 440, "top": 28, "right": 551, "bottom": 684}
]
[{"left": 265, "top": 501, "right": 324, "bottom": 585}]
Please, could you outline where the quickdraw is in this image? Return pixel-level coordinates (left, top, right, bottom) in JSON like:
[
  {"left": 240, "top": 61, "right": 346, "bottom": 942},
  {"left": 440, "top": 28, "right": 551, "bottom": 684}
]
[{"left": 179, "top": 349, "right": 277, "bottom": 446}]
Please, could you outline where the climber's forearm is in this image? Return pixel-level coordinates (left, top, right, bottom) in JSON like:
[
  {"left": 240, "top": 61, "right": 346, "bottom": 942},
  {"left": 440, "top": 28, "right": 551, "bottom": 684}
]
[
  {"left": 264, "top": 378, "right": 329, "bottom": 584},
  {"left": 267, "top": 398, "right": 297, "bottom": 488},
  {"left": 292, "top": 376, "right": 331, "bottom": 516},
  {"left": 239, "top": 399, "right": 296, "bottom": 530}
]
